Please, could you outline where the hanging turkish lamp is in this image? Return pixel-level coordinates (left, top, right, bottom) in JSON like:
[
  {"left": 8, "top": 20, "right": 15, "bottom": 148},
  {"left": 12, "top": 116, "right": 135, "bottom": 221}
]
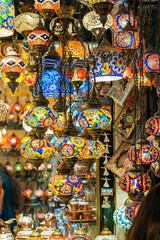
[
  {"left": 23, "top": 99, "right": 34, "bottom": 112},
  {"left": 114, "top": 20, "right": 140, "bottom": 53},
  {"left": 90, "top": 37, "right": 127, "bottom": 83},
  {"left": 113, "top": 206, "right": 132, "bottom": 230},
  {"left": 34, "top": 0, "right": 60, "bottom": 20},
  {"left": 24, "top": 52, "right": 38, "bottom": 90},
  {"left": 20, "top": 130, "right": 54, "bottom": 166},
  {"left": 57, "top": 35, "right": 89, "bottom": 60},
  {"left": 12, "top": 97, "right": 23, "bottom": 113},
  {"left": 27, "top": 19, "right": 51, "bottom": 56},
  {"left": 128, "top": 138, "right": 159, "bottom": 165},
  {"left": 24, "top": 88, "right": 57, "bottom": 130},
  {"left": 82, "top": 10, "right": 113, "bottom": 40},
  {"left": 119, "top": 169, "right": 151, "bottom": 200},
  {"left": 77, "top": 80, "right": 112, "bottom": 139},
  {"left": 7, "top": 132, "right": 20, "bottom": 149},
  {"left": 49, "top": 160, "right": 82, "bottom": 205},
  {"left": 0, "top": 0, "right": 15, "bottom": 37},
  {"left": 0, "top": 48, "right": 26, "bottom": 94},
  {"left": 150, "top": 160, "right": 160, "bottom": 178},
  {"left": 67, "top": 60, "right": 89, "bottom": 94},
  {"left": 112, "top": 4, "right": 138, "bottom": 33},
  {"left": 50, "top": 17, "right": 81, "bottom": 39},
  {"left": 51, "top": 92, "right": 67, "bottom": 137},
  {"left": 125, "top": 201, "right": 141, "bottom": 222},
  {"left": 14, "top": 0, "right": 43, "bottom": 39},
  {"left": 53, "top": 113, "right": 85, "bottom": 159},
  {"left": 79, "top": 139, "right": 105, "bottom": 160}
]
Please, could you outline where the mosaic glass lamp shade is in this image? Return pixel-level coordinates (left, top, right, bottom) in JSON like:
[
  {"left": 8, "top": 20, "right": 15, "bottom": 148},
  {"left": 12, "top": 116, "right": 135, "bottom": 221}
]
[
  {"left": 27, "top": 21, "right": 51, "bottom": 51},
  {"left": 125, "top": 202, "right": 141, "bottom": 222},
  {"left": 113, "top": 206, "right": 132, "bottom": 229},
  {"left": 40, "top": 69, "right": 75, "bottom": 98},
  {"left": 0, "top": 48, "right": 26, "bottom": 75},
  {"left": 79, "top": 139, "right": 105, "bottom": 159},
  {"left": 14, "top": 13, "right": 42, "bottom": 37},
  {"left": 82, "top": 10, "right": 113, "bottom": 32},
  {"left": 114, "top": 30, "right": 140, "bottom": 50},
  {"left": 0, "top": 0, "right": 15, "bottom": 37},
  {"left": 128, "top": 142, "right": 159, "bottom": 165},
  {"left": 20, "top": 135, "right": 54, "bottom": 160},
  {"left": 53, "top": 136, "right": 85, "bottom": 158},
  {"left": 143, "top": 52, "right": 160, "bottom": 74},
  {"left": 150, "top": 160, "right": 160, "bottom": 178},
  {"left": 112, "top": 13, "right": 138, "bottom": 33},
  {"left": 51, "top": 112, "right": 66, "bottom": 135},
  {"left": 34, "top": 0, "right": 60, "bottom": 19},
  {"left": 145, "top": 116, "right": 160, "bottom": 136},
  {"left": 77, "top": 108, "right": 112, "bottom": 132},
  {"left": 90, "top": 39, "right": 127, "bottom": 82},
  {"left": 23, "top": 106, "right": 57, "bottom": 129},
  {"left": 50, "top": 17, "right": 81, "bottom": 38},
  {"left": 57, "top": 37, "right": 89, "bottom": 59},
  {"left": 119, "top": 170, "right": 151, "bottom": 194},
  {"left": 48, "top": 174, "right": 82, "bottom": 196}
]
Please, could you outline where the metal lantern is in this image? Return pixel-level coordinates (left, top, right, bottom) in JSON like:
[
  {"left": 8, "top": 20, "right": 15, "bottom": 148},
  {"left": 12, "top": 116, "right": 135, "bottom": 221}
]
[
  {"left": 119, "top": 170, "right": 151, "bottom": 194},
  {"left": 125, "top": 202, "right": 141, "bottom": 222},
  {"left": 0, "top": 0, "right": 15, "bottom": 37},
  {"left": 128, "top": 142, "right": 159, "bottom": 165},
  {"left": 113, "top": 206, "right": 132, "bottom": 229},
  {"left": 34, "top": 0, "right": 60, "bottom": 19}
]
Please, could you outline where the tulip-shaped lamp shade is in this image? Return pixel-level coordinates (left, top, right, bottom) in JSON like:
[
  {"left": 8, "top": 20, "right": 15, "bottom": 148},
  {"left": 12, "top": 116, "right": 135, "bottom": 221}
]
[{"left": 0, "top": 0, "right": 15, "bottom": 37}]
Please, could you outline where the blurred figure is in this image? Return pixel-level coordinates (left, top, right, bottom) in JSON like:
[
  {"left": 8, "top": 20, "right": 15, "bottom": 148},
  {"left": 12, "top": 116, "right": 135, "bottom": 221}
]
[
  {"left": 0, "top": 163, "right": 23, "bottom": 231},
  {"left": 126, "top": 183, "right": 160, "bottom": 240}
]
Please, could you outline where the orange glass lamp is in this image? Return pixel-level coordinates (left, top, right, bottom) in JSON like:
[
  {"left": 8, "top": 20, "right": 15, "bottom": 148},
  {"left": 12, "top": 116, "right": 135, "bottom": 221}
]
[
  {"left": 0, "top": 48, "right": 26, "bottom": 93},
  {"left": 57, "top": 37, "right": 88, "bottom": 60},
  {"left": 7, "top": 132, "right": 20, "bottom": 149},
  {"left": 27, "top": 21, "right": 51, "bottom": 55},
  {"left": 34, "top": 0, "right": 60, "bottom": 19}
]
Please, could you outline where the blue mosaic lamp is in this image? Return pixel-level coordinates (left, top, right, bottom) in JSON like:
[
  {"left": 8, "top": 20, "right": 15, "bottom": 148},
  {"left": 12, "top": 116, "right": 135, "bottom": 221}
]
[
  {"left": 113, "top": 206, "right": 132, "bottom": 229},
  {"left": 0, "top": 0, "right": 15, "bottom": 37},
  {"left": 90, "top": 38, "right": 127, "bottom": 82}
]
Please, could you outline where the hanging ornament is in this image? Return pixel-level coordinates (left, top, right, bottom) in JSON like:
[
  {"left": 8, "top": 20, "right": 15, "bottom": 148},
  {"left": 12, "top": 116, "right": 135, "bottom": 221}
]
[
  {"left": 34, "top": 0, "right": 60, "bottom": 19},
  {"left": 0, "top": 48, "right": 26, "bottom": 94},
  {"left": 119, "top": 170, "right": 151, "bottom": 196},
  {"left": 125, "top": 202, "right": 141, "bottom": 222},
  {"left": 113, "top": 206, "right": 132, "bottom": 229}
]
